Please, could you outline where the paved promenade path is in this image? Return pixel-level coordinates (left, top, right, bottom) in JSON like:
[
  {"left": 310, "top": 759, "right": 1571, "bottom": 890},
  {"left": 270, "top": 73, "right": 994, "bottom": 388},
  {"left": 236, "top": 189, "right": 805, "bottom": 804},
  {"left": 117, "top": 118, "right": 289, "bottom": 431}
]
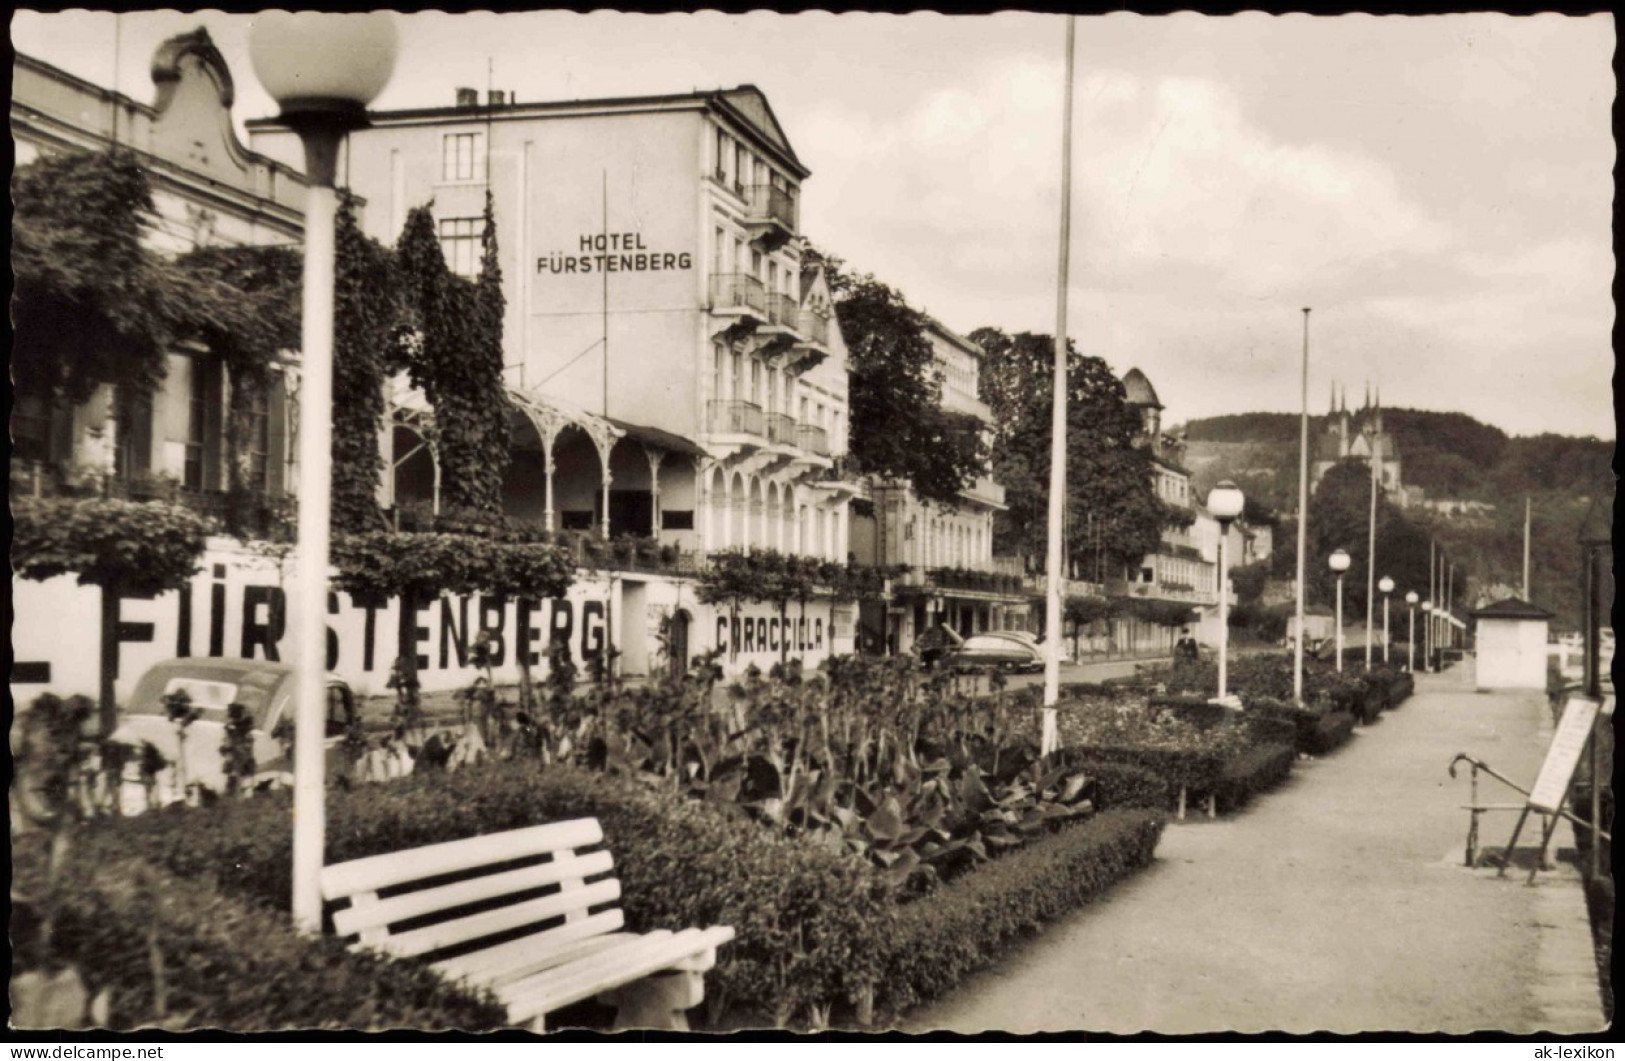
[{"left": 906, "top": 660, "right": 1607, "bottom": 1036}]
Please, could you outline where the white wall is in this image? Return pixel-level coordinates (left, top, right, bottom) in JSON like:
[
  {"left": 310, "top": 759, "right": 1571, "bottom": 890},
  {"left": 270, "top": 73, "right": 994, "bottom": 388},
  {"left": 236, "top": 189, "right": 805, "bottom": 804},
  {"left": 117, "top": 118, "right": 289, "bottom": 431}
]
[
  {"left": 10, "top": 539, "right": 856, "bottom": 704},
  {"left": 1476, "top": 618, "right": 1549, "bottom": 689}
]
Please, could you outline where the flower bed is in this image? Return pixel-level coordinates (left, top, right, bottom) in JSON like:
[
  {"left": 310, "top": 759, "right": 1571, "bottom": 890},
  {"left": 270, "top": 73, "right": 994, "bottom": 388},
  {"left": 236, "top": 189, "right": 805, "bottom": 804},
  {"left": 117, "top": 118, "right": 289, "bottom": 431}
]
[
  {"left": 872, "top": 809, "right": 1164, "bottom": 1019},
  {"left": 10, "top": 839, "right": 504, "bottom": 1031}
]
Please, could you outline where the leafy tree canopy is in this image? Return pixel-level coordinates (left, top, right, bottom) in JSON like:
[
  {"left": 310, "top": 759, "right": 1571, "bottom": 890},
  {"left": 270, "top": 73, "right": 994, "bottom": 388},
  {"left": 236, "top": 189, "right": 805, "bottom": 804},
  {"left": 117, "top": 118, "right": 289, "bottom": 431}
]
[
  {"left": 970, "top": 327, "right": 1169, "bottom": 573},
  {"left": 806, "top": 246, "right": 984, "bottom": 504},
  {"left": 13, "top": 497, "right": 212, "bottom": 595}
]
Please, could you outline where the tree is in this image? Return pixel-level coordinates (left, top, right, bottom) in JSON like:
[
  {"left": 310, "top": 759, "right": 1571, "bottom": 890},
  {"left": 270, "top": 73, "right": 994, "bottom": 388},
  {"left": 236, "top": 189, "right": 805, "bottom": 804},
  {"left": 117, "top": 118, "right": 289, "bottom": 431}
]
[
  {"left": 1303, "top": 459, "right": 1441, "bottom": 616},
  {"left": 395, "top": 202, "right": 513, "bottom": 520},
  {"left": 331, "top": 192, "right": 408, "bottom": 533},
  {"left": 11, "top": 150, "right": 175, "bottom": 408},
  {"left": 806, "top": 247, "right": 984, "bottom": 504},
  {"left": 970, "top": 327, "right": 1169, "bottom": 573},
  {"left": 13, "top": 498, "right": 212, "bottom": 735}
]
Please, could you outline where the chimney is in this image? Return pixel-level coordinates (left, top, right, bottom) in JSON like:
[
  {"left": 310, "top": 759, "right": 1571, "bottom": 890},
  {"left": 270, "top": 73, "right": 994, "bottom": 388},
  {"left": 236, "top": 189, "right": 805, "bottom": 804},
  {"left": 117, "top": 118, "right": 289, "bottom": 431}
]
[
  {"left": 488, "top": 89, "right": 506, "bottom": 107},
  {"left": 455, "top": 87, "right": 478, "bottom": 107}
]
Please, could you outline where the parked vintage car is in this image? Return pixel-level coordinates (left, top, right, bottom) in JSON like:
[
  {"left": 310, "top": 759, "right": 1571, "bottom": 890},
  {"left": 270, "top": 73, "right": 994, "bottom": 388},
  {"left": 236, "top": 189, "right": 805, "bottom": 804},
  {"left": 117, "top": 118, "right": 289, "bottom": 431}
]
[
  {"left": 945, "top": 634, "right": 1044, "bottom": 674},
  {"left": 982, "top": 630, "right": 1047, "bottom": 671},
  {"left": 109, "top": 657, "right": 357, "bottom": 804}
]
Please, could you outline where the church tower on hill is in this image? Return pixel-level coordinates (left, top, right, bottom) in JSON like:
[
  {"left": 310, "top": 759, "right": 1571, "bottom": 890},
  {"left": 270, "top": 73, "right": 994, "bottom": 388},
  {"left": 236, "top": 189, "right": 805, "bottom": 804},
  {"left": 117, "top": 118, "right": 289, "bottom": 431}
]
[{"left": 1310, "top": 381, "right": 1405, "bottom": 501}]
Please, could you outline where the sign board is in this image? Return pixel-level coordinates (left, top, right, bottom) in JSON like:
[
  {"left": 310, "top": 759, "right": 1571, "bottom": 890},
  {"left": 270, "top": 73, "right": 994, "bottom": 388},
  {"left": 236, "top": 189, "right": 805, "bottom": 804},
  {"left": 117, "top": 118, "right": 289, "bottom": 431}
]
[{"left": 1527, "top": 696, "right": 1602, "bottom": 812}]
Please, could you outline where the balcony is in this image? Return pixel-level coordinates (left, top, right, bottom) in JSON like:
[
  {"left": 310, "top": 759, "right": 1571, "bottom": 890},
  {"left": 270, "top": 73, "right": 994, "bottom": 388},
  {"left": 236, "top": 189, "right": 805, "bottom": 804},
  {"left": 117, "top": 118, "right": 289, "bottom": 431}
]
[
  {"left": 707, "top": 398, "right": 765, "bottom": 438},
  {"left": 743, "top": 183, "right": 798, "bottom": 250},
  {"left": 797, "top": 307, "right": 831, "bottom": 348},
  {"left": 709, "top": 273, "right": 768, "bottom": 320},
  {"left": 796, "top": 423, "right": 830, "bottom": 456},
  {"left": 765, "top": 412, "right": 797, "bottom": 446}
]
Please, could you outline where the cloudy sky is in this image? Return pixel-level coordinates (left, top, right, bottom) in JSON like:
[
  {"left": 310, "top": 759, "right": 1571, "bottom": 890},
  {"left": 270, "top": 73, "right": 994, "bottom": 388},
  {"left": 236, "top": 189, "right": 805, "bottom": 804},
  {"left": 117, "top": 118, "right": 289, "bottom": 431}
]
[{"left": 12, "top": 10, "right": 1616, "bottom": 439}]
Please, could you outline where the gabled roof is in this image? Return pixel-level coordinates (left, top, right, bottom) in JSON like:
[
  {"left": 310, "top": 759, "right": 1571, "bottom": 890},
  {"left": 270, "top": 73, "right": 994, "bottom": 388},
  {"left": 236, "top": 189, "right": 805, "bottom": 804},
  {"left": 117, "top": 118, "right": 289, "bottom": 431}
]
[
  {"left": 1469, "top": 597, "right": 1555, "bottom": 621},
  {"left": 715, "top": 86, "right": 802, "bottom": 170},
  {"left": 1122, "top": 368, "right": 1161, "bottom": 408}
]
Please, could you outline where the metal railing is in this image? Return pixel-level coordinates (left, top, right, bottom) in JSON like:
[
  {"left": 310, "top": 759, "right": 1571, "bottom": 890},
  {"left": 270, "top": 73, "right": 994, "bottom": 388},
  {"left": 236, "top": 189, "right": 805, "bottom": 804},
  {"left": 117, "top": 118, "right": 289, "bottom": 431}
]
[
  {"left": 709, "top": 272, "right": 768, "bottom": 315},
  {"left": 796, "top": 423, "right": 830, "bottom": 456},
  {"left": 763, "top": 291, "right": 801, "bottom": 329},
  {"left": 707, "top": 399, "right": 765, "bottom": 437},
  {"left": 746, "top": 183, "right": 798, "bottom": 230},
  {"left": 765, "top": 412, "right": 797, "bottom": 445}
]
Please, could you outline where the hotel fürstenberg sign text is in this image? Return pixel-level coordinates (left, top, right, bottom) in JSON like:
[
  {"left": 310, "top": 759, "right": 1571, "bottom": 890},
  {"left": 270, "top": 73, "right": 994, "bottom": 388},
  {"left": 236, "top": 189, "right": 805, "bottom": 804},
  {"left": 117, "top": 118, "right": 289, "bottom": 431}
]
[{"left": 538, "top": 232, "right": 692, "bottom": 277}]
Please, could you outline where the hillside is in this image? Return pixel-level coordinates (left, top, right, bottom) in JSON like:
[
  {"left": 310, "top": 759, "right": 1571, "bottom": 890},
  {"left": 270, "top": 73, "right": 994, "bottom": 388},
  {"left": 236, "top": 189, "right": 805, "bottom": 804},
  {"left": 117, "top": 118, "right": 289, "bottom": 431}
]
[{"left": 1178, "top": 408, "right": 1615, "bottom": 630}]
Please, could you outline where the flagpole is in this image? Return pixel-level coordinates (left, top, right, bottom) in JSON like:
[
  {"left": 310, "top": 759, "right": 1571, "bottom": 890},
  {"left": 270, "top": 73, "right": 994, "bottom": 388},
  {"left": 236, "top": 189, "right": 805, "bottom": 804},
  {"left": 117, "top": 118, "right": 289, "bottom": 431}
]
[
  {"left": 1041, "top": 14, "right": 1076, "bottom": 757},
  {"left": 1523, "top": 496, "right": 1531, "bottom": 600},
  {"left": 1293, "top": 308, "right": 1311, "bottom": 705}
]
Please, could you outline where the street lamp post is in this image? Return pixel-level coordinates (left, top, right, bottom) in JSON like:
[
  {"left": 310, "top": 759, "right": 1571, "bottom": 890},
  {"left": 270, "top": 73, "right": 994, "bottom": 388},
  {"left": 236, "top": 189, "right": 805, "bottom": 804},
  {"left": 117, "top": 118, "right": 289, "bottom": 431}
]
[
  {"left": 1378, "top": 576, "right": 1394, "bottom": 665},
  {"left": 1329, "top": 548, "right": 1351, "bottom": 673},
  {"left": 1422, "top": 601, "right": 1434, "bottom": 674},
  {"left": 1207, "top": 481, "right": 1245, "bottom": 703},
  {"left": 1405, "top": 590, "right": 1418, "bottom": 672},
  {"left": 249, "top": 11, "right": 398, "bottom": 934}
]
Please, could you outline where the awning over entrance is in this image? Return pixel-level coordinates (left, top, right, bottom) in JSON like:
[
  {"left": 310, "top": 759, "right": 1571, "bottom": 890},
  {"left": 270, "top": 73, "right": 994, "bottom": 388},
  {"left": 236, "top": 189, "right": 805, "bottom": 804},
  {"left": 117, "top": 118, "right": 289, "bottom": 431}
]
[{"left": 607, "top": 418, "right": 710, "bottom": 459}]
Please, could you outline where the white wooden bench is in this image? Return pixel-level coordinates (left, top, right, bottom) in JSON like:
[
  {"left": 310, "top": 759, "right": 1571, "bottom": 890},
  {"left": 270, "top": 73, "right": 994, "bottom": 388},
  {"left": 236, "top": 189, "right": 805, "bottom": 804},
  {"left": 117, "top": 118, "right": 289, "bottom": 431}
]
[{"left": 321, "top": 818, "right": 735, "bottom": 1031}]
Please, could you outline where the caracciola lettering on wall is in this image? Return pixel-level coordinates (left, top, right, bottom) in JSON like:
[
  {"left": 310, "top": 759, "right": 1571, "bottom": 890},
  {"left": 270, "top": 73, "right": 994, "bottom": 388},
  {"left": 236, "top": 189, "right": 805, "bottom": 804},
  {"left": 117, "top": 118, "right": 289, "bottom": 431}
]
[
  {"left": 715, "top": 610, "right": 825, "bottom": 658},
  {"left": 537, "top": 232, "right": 692, "bottom": 276}
]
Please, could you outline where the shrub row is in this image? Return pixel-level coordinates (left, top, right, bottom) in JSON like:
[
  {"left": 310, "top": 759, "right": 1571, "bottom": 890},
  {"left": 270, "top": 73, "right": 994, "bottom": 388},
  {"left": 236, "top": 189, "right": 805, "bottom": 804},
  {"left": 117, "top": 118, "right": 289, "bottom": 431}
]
[
  {"left": 11, "top": 841, "right": 504, "bottom": 1031},
  {"left": 873, "top": 809, "right": 1165, "bottom": 1018},
  {"left": 1149, "top": 697, "right": 1299, "bottom": 749},
  {"left": 1064, "top": 743, "right": 1226, "bottom": 798},
  {"left": 70, "top": 764, "right": 894, "bottom": 1026},
  {"left": 1211, "top": 742, "right": 1298, "bottom": 813}
]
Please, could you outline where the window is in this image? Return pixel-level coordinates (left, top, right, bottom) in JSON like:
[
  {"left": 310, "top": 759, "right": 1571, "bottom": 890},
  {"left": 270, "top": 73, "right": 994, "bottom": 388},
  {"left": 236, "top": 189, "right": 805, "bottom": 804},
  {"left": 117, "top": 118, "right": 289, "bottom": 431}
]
[
  {"left": 734, "top": 145, "right": 748, "bottom": 193},
  {"left": 662, "top": 510, "right": 695, "bottom": 531},
  {"left": 714, "top": 227, "right": 728, "bottom": 274},
  {"left": 245, "top": 383, "right": 270, "bottom": 491},
  {"left": 438, "top": 217, "right": 481, "bottom": 278},
  {"left": 749, "top": 358, "right": 762, "bottom": 406},
  {"left": 731, "top": 350, "right": 744, "bottom": 402},
  {"left": 751, "top": 249, "right": 763, "bottom": 280},
  {"left": 714, "top": 343, "right": 728, "bottom": 400},
  {"left": 714, "top": 129, "right": 730, "bottom": 181},
  {"left": 799, "top": 396, "right": 809, "bottom": 423},
  {"left": 767, "top": 260, "right": 778, "bottom": 294},
  {"left": 12, "top": 394, "right": 53, "bottom": 464},
  {"left": 442, "top": 132, "right": 483, "bottom": 182},
  {"left": 114, "top": 387, "right": 153, "bottom": 482},
  {"left": 184, "top": 360, "right": 216, "bottom": 491}
]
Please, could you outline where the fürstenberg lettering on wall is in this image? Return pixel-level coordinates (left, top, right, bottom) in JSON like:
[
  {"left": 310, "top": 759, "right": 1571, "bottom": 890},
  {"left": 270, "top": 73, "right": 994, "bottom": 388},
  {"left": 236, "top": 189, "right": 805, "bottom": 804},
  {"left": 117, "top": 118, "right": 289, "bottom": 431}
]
[
  {"left": 537, "top": 232, "right": 693, "bottom": 276},
  {"left": 9, "top": 539, "right": 851, "bottom": 701}
]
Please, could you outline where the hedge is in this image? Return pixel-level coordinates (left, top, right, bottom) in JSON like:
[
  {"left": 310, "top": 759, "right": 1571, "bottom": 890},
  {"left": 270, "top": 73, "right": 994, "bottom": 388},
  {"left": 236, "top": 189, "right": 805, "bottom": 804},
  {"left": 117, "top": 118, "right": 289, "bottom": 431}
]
[
  {"left": 1065, "top": 743, "right": 1225, "bottom": 798},
  {"left": 1243, "top": 697, "right": 1355, "bottom": 756},
  {"left": 1049, "top": 753, "right": 1175, "bottom": 812},
  {"left": 66, "top": 764, "right": 894, "bottom": 1027},
  {"left": 10, "top": 846, "right": 504, "bottom": 1031},
  {"left": 1211, "top": 742, "right": 1297, "bottom": 813},
  {"left": 1308, "top": 712, "right": 1358, "bottom": 754},
  {"left": 872, "top": 809, "right": 1164, "bottom": 1017}
]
